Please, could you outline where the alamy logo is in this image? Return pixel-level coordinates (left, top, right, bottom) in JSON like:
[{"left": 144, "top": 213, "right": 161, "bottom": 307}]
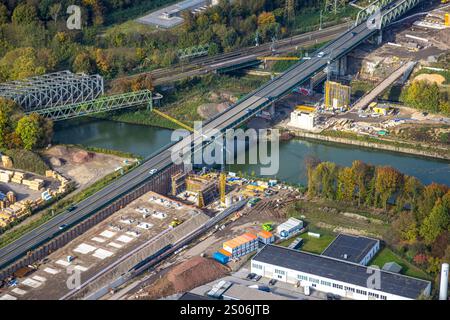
[
  {"left": 366, "top": 265, "right": 381, "bottom": 290},
  {"left": 170, "top": 122, "right": 280, "bottom": 176},
  {"left": 66, "top": 5, "right": 82, "bottom": 30},
  {"left": 66, "top": 266, "right": 81, "bottom": 290}
]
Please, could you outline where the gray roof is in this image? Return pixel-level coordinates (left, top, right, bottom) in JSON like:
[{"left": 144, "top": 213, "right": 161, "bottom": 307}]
[
  {"left": 321, "top": 233, "right": 379, "bottom": 264},
  {"left": 252, "top": 245, "right": 430, "bottom": 299},
  {"left": 383, "top": 262, "right": 403, "bottom": 273}
]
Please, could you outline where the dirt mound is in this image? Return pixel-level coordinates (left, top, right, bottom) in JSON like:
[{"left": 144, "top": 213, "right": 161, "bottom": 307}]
[
  {"left": 145, "top": 256, "right": 229, "bottom": 299},
  {"left": 46, "top": 145, "right": 70, "bottom": 157},
  {"left": 49, "top": 157, "right": 63, "bottom": 167},
  {"left": 198, "top": 103, "right": 229, "bottom": 119},
  {"left": 71, "top": 150, "right": 94, "bottom": 164},
  {"left": 414, "top": 73, "right": 445, "bottom": 85}
]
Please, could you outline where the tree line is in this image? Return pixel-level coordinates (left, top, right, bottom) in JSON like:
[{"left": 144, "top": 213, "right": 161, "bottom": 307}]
[
  {"left": 0, "top": 0, "right": 327, "bottom": 82},
  {"left": 306, "top": 158, "right": 450, "bottom": 275}
]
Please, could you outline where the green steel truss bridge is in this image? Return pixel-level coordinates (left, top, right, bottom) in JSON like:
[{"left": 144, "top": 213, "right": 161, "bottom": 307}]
[{"left": 27, "top": 90, "right": 154, "bottom": 121}]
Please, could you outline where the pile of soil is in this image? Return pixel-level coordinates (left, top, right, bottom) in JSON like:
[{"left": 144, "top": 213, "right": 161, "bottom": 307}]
[
  {"left": 144, "top": 256, "right": 229, "bottom": 299},
  {"left": 71, "top": 150, "right": 94, "bottom": 164},
  {"left": 413, "top": 73, "right": 445, "bottom": 85}
]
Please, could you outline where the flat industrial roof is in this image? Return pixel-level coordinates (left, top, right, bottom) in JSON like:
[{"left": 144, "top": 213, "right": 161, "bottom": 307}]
[
  {"left": 137, "top": 0, "right": 208, "bottom": 29},
  {"left": 321, "top": 234, "right": 379, "bottom": 264},
  {"left": 252, "top": 245, "right": 430, "bottom": 299}
]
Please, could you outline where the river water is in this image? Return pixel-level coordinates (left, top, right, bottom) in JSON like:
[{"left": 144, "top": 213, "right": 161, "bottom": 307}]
[{"left": 53, "top": 119, "right": 450, "bottom": 186}]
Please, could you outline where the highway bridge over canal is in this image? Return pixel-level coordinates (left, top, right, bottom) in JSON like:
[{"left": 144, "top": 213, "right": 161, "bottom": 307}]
[{"left": 0, "top": 0, "right": 424, "bottom": 279}]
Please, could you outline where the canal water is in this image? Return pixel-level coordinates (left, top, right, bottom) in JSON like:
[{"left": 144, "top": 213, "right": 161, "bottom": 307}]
[{"left": 53, "top": 119, "right": 450, "bottom": 186}]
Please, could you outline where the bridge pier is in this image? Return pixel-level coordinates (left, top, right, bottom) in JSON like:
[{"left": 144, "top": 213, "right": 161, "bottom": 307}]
[{"left": 377, "top": 30, "right": 383, "bottom": 45}]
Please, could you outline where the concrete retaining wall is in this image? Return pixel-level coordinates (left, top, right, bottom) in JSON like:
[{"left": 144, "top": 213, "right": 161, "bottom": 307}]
[
  {"left": 0, "top": 164, "right": 184, "bottom": 281},
  {"left": 289, "top": 130, "right": 450, "bottom": 161}
]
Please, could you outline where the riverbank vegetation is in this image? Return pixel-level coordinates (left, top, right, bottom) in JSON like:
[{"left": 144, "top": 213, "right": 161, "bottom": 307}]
[
  {"left": 305, "top": 159, "right": 450, "bottom": 281},
  {"left": 98, "top": 74, "right": 268, "bottom": 129}
]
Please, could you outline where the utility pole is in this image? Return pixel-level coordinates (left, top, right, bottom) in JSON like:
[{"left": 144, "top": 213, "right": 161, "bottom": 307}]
[{"left": 319, "top": 10, "right": 323, "bottom": 30}]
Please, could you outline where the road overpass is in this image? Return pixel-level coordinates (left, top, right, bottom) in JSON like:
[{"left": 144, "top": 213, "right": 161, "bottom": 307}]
[{"left": 0, "top": 0, "right": 424, "bottom": 277}]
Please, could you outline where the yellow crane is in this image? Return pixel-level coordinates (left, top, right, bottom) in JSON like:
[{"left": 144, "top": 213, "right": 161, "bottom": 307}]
[{"left": 152, "top": 108, "right": 227, "bottom": 205}]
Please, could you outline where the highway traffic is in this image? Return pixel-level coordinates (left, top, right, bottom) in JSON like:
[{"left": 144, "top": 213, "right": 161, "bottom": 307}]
[{"left": 0, "top": 0, "right": 406, "bottom": 272}]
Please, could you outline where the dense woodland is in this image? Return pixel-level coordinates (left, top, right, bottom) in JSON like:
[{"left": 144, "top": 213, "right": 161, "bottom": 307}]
[
  {"left": 306, "top": 158, "right": 450, "bottom": 277},
  {"left": 0, "top": 0, "right": 326, "bottom": 82}
]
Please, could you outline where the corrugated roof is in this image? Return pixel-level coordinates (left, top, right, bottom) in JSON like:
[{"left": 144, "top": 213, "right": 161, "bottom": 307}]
[
  {"left": 253, "top": 245, "right": 431, "bottom": 299},
  {"left": 258, "top": 230, "right": 273, "bottom": 239}
]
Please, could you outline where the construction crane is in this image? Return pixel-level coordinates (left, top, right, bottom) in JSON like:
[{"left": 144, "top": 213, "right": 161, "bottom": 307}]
[{"left": 152, "top": 107, "right": 228, "bottom": 206}]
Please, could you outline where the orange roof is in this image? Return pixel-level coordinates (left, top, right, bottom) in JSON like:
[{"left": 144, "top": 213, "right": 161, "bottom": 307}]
[
  {"left": 223, "top": 239, "right": 239, "bottom": 249},
  {"left": 242, "top": 233, "right": 257, "bottom": 241},
  {"left": 218, "top": 248, "right": 232, "bottom": 257},
  {"left": 258, "top": 230, "right": 273, "bottom": 239}
]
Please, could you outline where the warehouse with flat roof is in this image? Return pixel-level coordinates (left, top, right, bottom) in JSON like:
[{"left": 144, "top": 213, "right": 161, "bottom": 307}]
[
  {"left": 321, "top": 233, "right": 380, "bottom": 265},
  {"left": 251, "top": 245, "right": 431, "bottom": 300}
]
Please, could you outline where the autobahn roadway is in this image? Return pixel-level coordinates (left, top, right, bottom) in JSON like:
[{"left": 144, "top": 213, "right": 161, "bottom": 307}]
[
  {"left": 111, "top": 22, "right": 351, "bottom": 87},
  {"left": 0, "top": 0, "right": 411, "bottom": 272}
]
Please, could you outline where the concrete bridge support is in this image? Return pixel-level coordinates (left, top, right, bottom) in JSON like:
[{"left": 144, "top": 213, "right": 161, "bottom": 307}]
[{"left": 0, "top": 163, "right": 184, "bottom": 281}]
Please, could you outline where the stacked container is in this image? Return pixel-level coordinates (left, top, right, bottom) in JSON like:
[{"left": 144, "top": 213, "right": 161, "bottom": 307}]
[
  {"left": 223, "top": 233, "right": 259, "bottom": 258},
  {"left": 257, "top": 230, "right": 275, "bottom": 245}
]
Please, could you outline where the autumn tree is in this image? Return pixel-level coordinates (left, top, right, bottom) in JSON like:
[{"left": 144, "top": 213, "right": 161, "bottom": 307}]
[
  {"left": 419, "top": 197, "right": 450, "bottom": 245},
  {"left": 15, "top": 114, "right": 42, "bottom": 150},
  {"left": 417, "top": 183, "right": 449, "bottom": 222},
  {"left": 0, "top": 3, "right": 9, "bottom": 25},
  {"left": 374, "top": 166, "right": 403, "bottom": 209},
  {"left": 257, "top": 12, "right": 276, "bottom": 26},
  {"left": 392, "top": 211, "right": 418, "bottom": 243},
  {"left": 397, "top": 175, "right": 423, "bottom": 213},
  {"left": 12, "top": 3, "right": 38, "bottom": 25},
  {"left": 351, "top": 160, "right": 374, "bottom": 206},
  {"left": 73, "top": 51, "right": 96, "bottom": 74},
  {"left": 336, "top": 167, "right": 354, "bottom": 202}
]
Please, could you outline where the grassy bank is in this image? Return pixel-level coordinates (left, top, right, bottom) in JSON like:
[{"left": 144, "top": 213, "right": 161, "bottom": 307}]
[
  {"left": 371, "top": 247, "right": 431, "bottom": 280},
  {"left": 96, "top": 74, "right": 268, "bottom": 129}
]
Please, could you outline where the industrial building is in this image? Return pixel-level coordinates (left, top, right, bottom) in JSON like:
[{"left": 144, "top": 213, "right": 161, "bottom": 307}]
[
  {"left": 288, "top": 106, "right": 317, "bottom": 130},
  {"left": 251, "top": 245, "right": 431, "bottom": 300},
  {"left": 137, "top": 0, "right": 215, "bottom": 29},
  {"left": 276, "top": 217, "right": 303, "bottom": 238},
  {"left": 321, "top": 234, "right": 380, "bottom": 266}
]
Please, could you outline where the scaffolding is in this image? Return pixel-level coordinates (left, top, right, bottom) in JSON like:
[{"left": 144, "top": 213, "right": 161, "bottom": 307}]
[
  {"left": 186, "top": 174, "right": 218, "bottom": 208},
  {"left": 0, "top": 71, "right": 104, "bottom": 112},
  {"left": 171, "top": 171, "right": 187, "bottom": 196},
  {"left": 324, "top": 81, "right": 351, "bottom": 110},
  {"left": 29, "top": 90, "right": 152, "bottom": 121}
]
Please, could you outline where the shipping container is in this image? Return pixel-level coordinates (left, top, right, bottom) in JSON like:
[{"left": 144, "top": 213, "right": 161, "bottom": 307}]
[{"left": 213, "top": 251, "right": 229, "bottom": 264}]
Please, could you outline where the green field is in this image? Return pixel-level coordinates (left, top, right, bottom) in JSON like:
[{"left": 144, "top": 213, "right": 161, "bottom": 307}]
[{"left": 370, "top": 247, "right": 431, "bottom": 280}]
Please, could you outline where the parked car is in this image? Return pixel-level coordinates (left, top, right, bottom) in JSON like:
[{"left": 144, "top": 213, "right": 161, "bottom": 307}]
[
  {"left": 253, "top": 275, "right": 262, "bottom": 281},
  {"left": 269, "top": 279, "right": 277, "bottom": 286},
  {"left": 246, "top": 273, "right": 256, "bottom": 280}
]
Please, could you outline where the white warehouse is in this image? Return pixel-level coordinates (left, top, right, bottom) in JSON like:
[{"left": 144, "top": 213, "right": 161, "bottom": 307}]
[
  {"left": 251, "top": 245, "right": 431, "bottom": 300},
  {"left": 276, "top": 217, "right": 303, "bottom": 238}
]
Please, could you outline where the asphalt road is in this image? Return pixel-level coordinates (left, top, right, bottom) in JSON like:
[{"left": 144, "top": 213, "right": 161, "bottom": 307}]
[
  {"left": 0, "top": 0, "right": 408, "bottom": 271},
  {"left": 111, "top": 23, "right": 351, "bottom": 87}
]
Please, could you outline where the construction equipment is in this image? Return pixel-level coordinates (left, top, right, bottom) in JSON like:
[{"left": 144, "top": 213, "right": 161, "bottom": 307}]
[
  {"left": 169, "top": 218, "right": 184, "bottom": 228},
  {"left": 219, "top": 172, "right": 226, "bottom": 205},
  {"left": 152, "top": 108, "right": 194, "bottom": 133},
  {"left": 262, "top": 222, "right": 274, "bottom": 232}
]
